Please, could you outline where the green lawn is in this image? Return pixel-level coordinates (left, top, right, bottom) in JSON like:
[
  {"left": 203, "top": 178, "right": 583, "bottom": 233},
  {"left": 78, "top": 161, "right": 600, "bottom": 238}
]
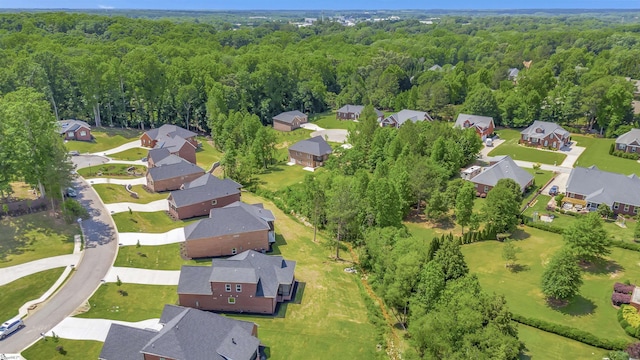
[
  {"left": 108, "top": 147, "right": 147, "bottom": 161},
  {"left": 22, "top": 339, "right": 103, "bottom": 360},
  {"left": 114, "top": 243, "right": 210, "bottom": 270},
  {"left": 92, "top": 184, "right": 167, "bottom": 204},
  {"left": 253, "top": 162, "right": 322, "bottom": 192},
  {"left": 518, "top": 323, "right": 607, "bottom": 359},
  {"left": 574, "top": 135, "right": 640, "bottom": 175},
  {"left": 196, "top": 137, "right": 223, "bottom": 170},
  {"left": 0, "top": 212, "right": 78, "bottom": 268},
  {"left": 274, "top": 128, "right": 313, "bottom": 160},
  {"left": 310, "top": 111, "right": 356, "bottom": 131},
  {"left": 76, "top": 283, "right": 177, "bottom": 322},
  {"left": 490, "top": 129, "right": 567, "bottom": 165},
  {"left": 77, "top": 164, "right": 146, "bottom": 179},
  {"left": 0, "top": 268, "right": 65, "bottom": 320},
  {"left": 64, "top": 128, "right": 141, "bottom": 153},
  {"left": 462, "top": 226, "right": 639, "bottom": 344},
  {"left": 523, "top": 168, "right": 555, "bottom": 205},
  {"left": 111, "top": 211, "right": 200, "bottom": 233}
]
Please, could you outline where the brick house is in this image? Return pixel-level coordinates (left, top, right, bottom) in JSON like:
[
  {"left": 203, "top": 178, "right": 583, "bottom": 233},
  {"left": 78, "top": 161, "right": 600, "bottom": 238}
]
[
  {"left": 178, "top": 250, "right": 296, "bottom": 314},
  {"left": 146, "top": 154, "right": 205, "bottom": 192},
  {"left": 149, "top": 135, "right": 197, "bottom": 165},
  {"left": 99, "top": 304, "right": 260, "bottom": 360},
  {"left": 519, "top": 121, "right": 570, "bottom": 150},
  {"left": 380, "top": 109, "right": 433, "bottom": 128},
  {"left": 288, "top": 136, "right": 332, "bottom": 168},
  {"left": 140, "top": 124, "right": 197, "bottom": 148},
  {"left": 168, "top": 174, "right": 242, "bottom": 220},
  {"left": 468, "top": 156, "right": 534, "bottom": 197},
  {"left": 615, "top": 128, "right": 640, "bottom": 153},
  {"left": 272, "top": 110, "right": 308, "bottom": 132},
  {"left": 335, "top": 105, "right": 383, "bottom": 121},
  {"left": 183, "top": 201, "right": 276, "bottom": 259},
  {"left": 57, "top": 120, "right": 92, "bottom": 141},
  {"left": 565, "top": 165, "right": 640, "bottom": 215},
  {"left": 454, "top": 113, "right": 495, "bottom": 140}
]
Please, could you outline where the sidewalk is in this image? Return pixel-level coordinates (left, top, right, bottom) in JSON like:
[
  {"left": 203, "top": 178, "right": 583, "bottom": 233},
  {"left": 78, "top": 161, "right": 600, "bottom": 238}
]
[
  {"left": 46, "top": 317, "right": 162, "bottom": 341},
  {"left": 86, "top": 177, "right": 146, "bottom": 186},
  {"left": 105, "top": 200, "right": 168, "bottom": 214},
  {"left": 107, "top": 159, "right": 148, "bottom": 167},
  {"left": 118, "top": 228, "right": 185, "bottom": 246},
  {"left": 104, "top": 267, "right": 180, "bottom": 285}
]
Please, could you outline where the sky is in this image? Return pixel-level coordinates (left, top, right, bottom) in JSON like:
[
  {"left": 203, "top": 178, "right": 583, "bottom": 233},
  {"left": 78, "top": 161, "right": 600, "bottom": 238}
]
[{"left": 1, "top": 0, "right": 639, "bottom": 10}]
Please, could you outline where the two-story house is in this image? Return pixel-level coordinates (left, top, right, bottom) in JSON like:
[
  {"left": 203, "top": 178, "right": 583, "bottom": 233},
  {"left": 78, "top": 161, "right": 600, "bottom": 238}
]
[
  {"left": 167, "top": 173, "right": 242, "bottom": 220},
  {"left": 454, "top": 113, "right": 495, "bottom": 140},
  {"left": 288, "top": 136, "right": 333, "bottom": 169},
  {"left": 519, "top": 120, "right": 570, "bottom": 150},
  {"left": 145, "top": 153, "right": 205, "bottom": 192},
  {"left": 272, "top": 110, "right": 308, "bottom": 132},
  {"left": 379, "top": 109, "right": 433, "bottom": 128}
]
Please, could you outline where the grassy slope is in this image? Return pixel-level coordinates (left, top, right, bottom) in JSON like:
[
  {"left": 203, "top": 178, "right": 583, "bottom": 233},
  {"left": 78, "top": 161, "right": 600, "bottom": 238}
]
[
  {"left": 92, "top": 184, "right": 167, "bottom": 204},
  {"left": 573, "top": 135, "right": 640, "bottom": 175},
  {"left": 195, "top": 137, "right": 223, "bottom": 170},
  {"left": 0, "top": 212, "right": 78, "bottom": 268},
  {"left": 77, "top": 164, "right": 146, "bottom": 179},
  {"left": 0, "top": 268, "right": 65, "bottom": 320},
  {"left": 111, "top": 211, "right": 200, "bottom": 233},
  {"left": 108, "top": 147, "right": 148, "bottom": 161},
  {"left": 489, "top": 129, "right": 567, "bottom": 165},
  {"left": 114, "top": 243, "right": 210, "bottom": 270},
  {"left": 22, "top": 339, "right": 103, "bottom": 360},
  {"left": 310, "top": 111, "right": 356, "bottom": 131},
  {"left": 64, "top": 128, "right": 141, "bottom": 153}
]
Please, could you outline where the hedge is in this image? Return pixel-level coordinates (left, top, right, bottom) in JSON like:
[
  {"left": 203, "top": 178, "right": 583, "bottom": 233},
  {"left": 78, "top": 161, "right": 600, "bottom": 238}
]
[
  {"left": 612, "top": 240, "right": 640, "bottom": 253},
  {"left": 523, "top": 220, "right": 564, "bottom": 234},
  {"left": 512, "top": 313, "right": 629, "bottom": 350},
  {"left": 612, "top": 150, "right": 640, "bottom": 160}
]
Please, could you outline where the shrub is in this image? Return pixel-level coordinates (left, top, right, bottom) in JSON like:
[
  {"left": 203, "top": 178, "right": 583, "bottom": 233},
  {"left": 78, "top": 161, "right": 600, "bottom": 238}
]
[
  {"left": 615, "top": 283, "right": 636, "bottom": 294},
  {"left": 609, "top": 350, "right": 630, "bottom": 360},
  {"left": 627, "top": 343, "right": 640, "bottom": 358},
  {"left": 612, "top": 240, "right": 640, "bottom": 253},
  {"left": 610, "top": 143, "right": 616, "bottom": 155},
  {"left": 623, "top": 305, "right": 640, "bottom": 328},
  {"left": 524, "top": 221, "right": 564, "bottom": 234},
  {"left": 613, "top": 293, "right": 633, "bottom": 306},
  {"left": 62, "top": 199, "right": 89, "bottom": 224}
]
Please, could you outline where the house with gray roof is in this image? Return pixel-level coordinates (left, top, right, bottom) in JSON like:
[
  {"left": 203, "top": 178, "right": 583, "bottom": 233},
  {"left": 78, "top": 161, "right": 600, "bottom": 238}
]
[
  {"left": 99, "top": 304, "right": 260, "bottom": 360},
  {"left": 468, "top": 155, "right": 533, "bottom": 197},
  {"left": 520, "top": 120, "right": 570, "bottom": 150},
  {"left": 288, "top": 135, "right": 333, "bottom": 168},
  {"left": 508, "top": 68, "right": 520, "bottom": 81},
  {"left": 565, "top": 166, "right": 640, "bottom": 215},
  {"left": 272, "top": 110, "right": 308, "bottom": 132},
  {"left": 168, "top": 173, "right": 242, "bottom": 220},
  {"left": 183, "top": 201, "right": 276, "bottom": 258},
  {"left": 454, "top": 113, "right": 495, "bottom": 140},
  {"left": 615, "top": 128, "right": 640, "bottom": 154},
  {"left": 146, "top": 155, "right": 205, "bottom": 193},
  {"left": 380, "top": 109, "right": 433, "bottom": 128},
  {"left": 141, "top": 124, "right": 198, "bottom": 164},
  {"left": 336, "top": 105, "right": 384, "bottom": 121},
  {"left": 178, "top": 250, "right": 296, "bottom": 314},
  {"left": 57, "top": 119, "right": 92, "bottom": 141}
]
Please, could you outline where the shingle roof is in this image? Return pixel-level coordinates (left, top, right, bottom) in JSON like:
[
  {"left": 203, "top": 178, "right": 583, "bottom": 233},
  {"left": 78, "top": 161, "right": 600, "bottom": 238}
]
[
  {"left": 177, "top": 266, "right": 214, "bottom": 295},
  {"left": 454, "top": 113, "right": 495, "bottom": 131},
  {"left": 57, "top": 120, "right": 91, "bottom": 134},
  {"left": 616, "top": 129, "right": 640, "bottom": 146},
  {"left": 508, "top": 68, "right": 520, "bottom": 79},
  {"left": 428, "top": 64, "right": 442, "bottom": 71},
  {"left": 520, "top": 121, "right": 569, "bottom": 140},
  {"left": 273, "top": 110, "right": 307, "bottom": 124},
  {"left": 99, "top": 324, "right": 157, "bottom": 360},
  {"left": 148, "top": 148, "right": 171, "bottom": 164},
  {"left": 169, "top": 174, "right": 242, "bottom": 207},
  {"left": 470, "top": 156, "right": 533, "bottom": 192},
  {"left": 144, "top": 124, "right": 197, "bottom": 142},
  {"left": 154, "top": 135, "right": 194, "bottom": 153},
  {"left": 184, "top": 201, "right": 274, "bottom": 241},
  {"left": 381, "top": 109, "right": 433, "bottom": 126},
  {"left": 566, "top": 166, "right": 640, "bottom": 207},
  {"left": 289, "top": 136, "right": 333, "bottom": 157},
  {"left": 336, "top": 105, "right": 384, "bottom": 118},
  {"left": 147, "top": 158, "right": 205, "bottom": 182}
]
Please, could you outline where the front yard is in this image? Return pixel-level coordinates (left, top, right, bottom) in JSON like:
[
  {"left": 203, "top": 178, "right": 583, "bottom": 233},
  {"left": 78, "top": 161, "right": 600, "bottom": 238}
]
[
  {"left": 0, "top": 268, "right": 65, "bottom": 320},
  {"left": 310, "top": 111, "right": 356, "bottom": 131},
  {"left": 23, "top": 339, "right": 103, "bottom": 360},
  {"left": 574, "top": 135, "right": 640, "bottom": 175},
  {"left": 107, "top": 147, "right": 148, "bottom": 161},
  {"left": 489, "top": 129, "right": 567, "bottom": 165},
  {"left": 111, "top": 211, "right": 200, "bottom": 233},
  {"left": 114, "top": 243, "right": 210, "bottom": 270},
  {"left": 77, "top": 164, "right": 146, "bottom": 179},
  {"left": 64, "top": 128, "right": 141, "bottom": 154},
  {"left": 92, "top": 184, "right": 167, "bottom": 204}
]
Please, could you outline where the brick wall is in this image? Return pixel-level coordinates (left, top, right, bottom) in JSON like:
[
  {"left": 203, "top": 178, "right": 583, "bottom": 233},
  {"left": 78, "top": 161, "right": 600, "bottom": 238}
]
[{"left": 185, "top": 229, "right": 270, "bottom": 258}]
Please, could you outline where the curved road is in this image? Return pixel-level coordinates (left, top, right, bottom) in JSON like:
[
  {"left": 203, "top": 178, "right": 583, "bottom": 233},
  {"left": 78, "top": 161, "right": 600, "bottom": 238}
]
[{"left": 0, "top": 178, "right": 118, "bottom": 353}]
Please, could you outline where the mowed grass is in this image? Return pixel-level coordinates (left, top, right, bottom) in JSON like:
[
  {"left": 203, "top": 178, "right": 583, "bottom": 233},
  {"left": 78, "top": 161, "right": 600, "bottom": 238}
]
[
  {"left": 196, "top": 137, "right": 223, "bottom": 170},
  {"left": 574, "top": 135, "right": 640, "bottom": 175},
  {"left": 518, "top": 323, "right": 606, "bottom": 359},
  {"left": 253, "top": 162, "right": 322, "bottom": 192},
  {"left": 23, "top": 339, "right": 103, "bottom": 360},
  {"left": 108, "top": 147, "right": 148, "bottom": 161},
  {"left": 274, "top": 128, "right": 313, "bottom": 160},
  {"left": 523, "top": 168, "right": 555, "bottom": 204},
  {"left": 114, "top": 243, "right": 210, "bottom": 270},
  {"left": 64, "top": 128, "right": 141, "bottom": 153},
  {"left": 0, "top": 267, "right": 65, "bottom": 320},
  {"left": 77, "top": 164, "right": 146, "bottom": 179},
  {"left": 112, "top": 211, "right": 200, "bottom": 233},
  {"left": 0, "top": 212, "right": 78, "bottom": 268},
  {"left": 92, "top": 184, "right": 167, "bottom": 204},
  {"left": 310, "top": 111, "right": 357, "bottom": 131},
  {"left": 75, "top": 283, "right": 177, "bottom": 322},
  {"left": 489, "top": 129, "right": 567, "bottom": 165},
  {"left": 462, "top": 226, "right": 638, "bottom": 343}
]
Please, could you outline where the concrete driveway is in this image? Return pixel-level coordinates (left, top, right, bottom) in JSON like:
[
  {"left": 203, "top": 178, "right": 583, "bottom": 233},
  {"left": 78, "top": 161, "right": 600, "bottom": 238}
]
[
  {"left": 105, "top": 200, "right": 168, "bottom": 214},
  {"left": 104, "top": 267, "right": 180, "bottom": 285},
  {"left": 541, "top": 172, "right": 570, "bottom": 195},
  {"left": 86, "top": 177, "right": 147, "bottom": 186},
  {"left": 47, "top": 317, "right": 161, "bottom": 341},
  {"left": 558, "top": 143, "right": 586, "bottom": 168},
  {"left": 91, "top": 140, "right": 143, "bottom": 156},
  {"left": 300, "top": 123, "right": 325, "bottom": 131},
  {"left": 71, "top": 155, "right": 109, "bottom": 170},
  {"left": 0, "top": 254, "right": 80, "bottom": 286},
  {"left": 118, "top": 228, "right": 185, "bottom": 246},
  {"left": 311, "top": 129, "right": 349, "bottom": 144}
]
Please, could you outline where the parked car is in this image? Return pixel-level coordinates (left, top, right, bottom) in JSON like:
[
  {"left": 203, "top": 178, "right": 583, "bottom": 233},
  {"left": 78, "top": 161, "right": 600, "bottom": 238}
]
[
  {"left": 0, "top": 319, "right": 24, "bottom": 339},
  {"left": 68, "top": 150, "right": 80, "bottom": 156},
  {"left": 66, "top": 187, "right": 77, "bottom": 197},
  {"left": 548, "top": 185, "right": 559, "bottom": 196},
  {"left": 485, "top": 138, "right": 493, "bottom": 147}
]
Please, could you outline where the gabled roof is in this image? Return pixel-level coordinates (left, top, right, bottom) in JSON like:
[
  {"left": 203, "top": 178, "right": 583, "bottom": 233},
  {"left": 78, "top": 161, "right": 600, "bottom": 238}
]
[
  {"left": 148, "top": 148, "right": 171, "bottom": 164},
  {"left": 99, "top": 324, "right": 156, "bottom": 360},
  {"left": 428, "top": 64, "right": 442, "bottom": 71},
  {"left": 616, "top": 128, "right": 640, "bottom": 146},
  {"left": 470, "top": 156, "right": 533, "bottom": 192},
  {"left": 336, "top": 105, "right": 384, "bottom": 118},
  {"left": 381, "top": 109, "right": 433, "bottom": 127},
  {"left": 147, "top": 158, "right": 205, "bottom": 182},
  {"left": 144, "top": 124, "right": 197, "bottom": 142},
  {"left": 454, "top": 113, "right": 495, "bottom": 131},
  {"left": 184, "top": 201, "right": 274, "bottom": 241},
  {"left": 169, "top": 174, "right": 242, "bottom": 207},
  {"left": 57, "top": 120, "right": 91, "bottom": 134},
  {"left": 273, "top": 110, "right": 307, "bottom": 124},
  {"left": 566, "top": 166, "right": 640, "bottom": 207},
  {"left": 154, "top": 135, "right": 194, "bottom": 153},
  {"left": 177, "top": 266, "right": 213, "bottom": 295},
  {"left": 520, "top": 120, "right": 569, "bottom": 140},
  {"left": 508, "top": 68, "right": 520, "bottom": 79},
  {"left": 289, "top": 136, "right": 333, "bottom": 157}
]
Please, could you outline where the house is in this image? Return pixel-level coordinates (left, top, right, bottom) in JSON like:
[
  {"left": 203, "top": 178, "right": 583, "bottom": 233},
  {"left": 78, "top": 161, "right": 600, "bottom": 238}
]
[
  {"left": 272, "top": 110, "right": 308, "bottom": 132},
  {"left": 146, "top": 155, "right": 205, "bottom": 192},
  {"left": 335, "top": 105, "right": 384, "bottom": 121},
  {"left": 615, "top": 128, "right": 640, "bottom": 153},
  {"left": 428, "top": 64, "right": 442, "bottom": 71},
  {"left": 141, "top": 124, "right": 197, "bottom": 148},
  {"left": 380, "top": 109, "right": 433, "bottom": 128},
  {"left": 565, "top": 166, "right": 640, "bottom": 215},
  {"left": 168, "top": 174, "right": 242, "bottom": 220},
  {"left": 183, "top": 201, "right": 276, "bottom": 259},
  {"left": 99, "top": 304, "right": 260, "bottom": 360},
  {"left": 151, "top": 134, "right": 197, "bottom": 165},
  {"left": 57, "top": 120, "right": 92, "bottom": 141},
  {"left": 507, "top": 68, "right": 520, "bottom": 81},
  {"left": 520, "top": 121, "right": 570, "bottom": 150},
  {"left": 454, "top": 113, "right": 495, "bottom": 139},
  {"left": 178, "top": 250, "right": 296, "bottom": 314},
  {"left": 468, "top": 156, "right": 533, "bottom": 197},
  {"left": 288, "top": 136, "right": 332, "bottom": 168}
]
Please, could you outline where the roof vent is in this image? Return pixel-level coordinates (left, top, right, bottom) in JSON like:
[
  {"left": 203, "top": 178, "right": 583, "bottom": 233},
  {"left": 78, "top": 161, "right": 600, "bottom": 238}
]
[{"left": 232, "top": 338, "right": 236, "bottom": 345}]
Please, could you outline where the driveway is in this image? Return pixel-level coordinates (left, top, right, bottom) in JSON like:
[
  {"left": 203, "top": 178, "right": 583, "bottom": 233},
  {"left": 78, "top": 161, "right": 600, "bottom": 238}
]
[
  {"left": 311, "top": 129, "right": 349, "bottom": 144},
  {"left": 0, "top": 254, "right": 80, "bottom": 286},
  {"left": 71, "top": 155, "right": 109, "bottom": 170},
  {"left": 105, "top": 200, "right": 168, "bottom": 214},
  {"left": 104, "top": 267, "right": 180, "bottom": 285},
  {"left": 118, "top": 228, "right": 185, "bottom": 246},
  {"left": 90, "top": 140, "right": 143, "bottom": 156},
  {"left": 86, "top": 177, "right": 146, "bottom": 186},
  {"left": 558, "top": 143, "right": 586, "bottom": 168},
  {"left": 479, "top": 139, "right": 505, "bottom": 159},
  {"left": 300, "top": 123, "right": 325, "bottom": 131},
  {"left": 541, "top": 172, "right": 570, "bottom": 195},
  {"left": 47, "top": 317, "right": 161, "bottom": 342}
]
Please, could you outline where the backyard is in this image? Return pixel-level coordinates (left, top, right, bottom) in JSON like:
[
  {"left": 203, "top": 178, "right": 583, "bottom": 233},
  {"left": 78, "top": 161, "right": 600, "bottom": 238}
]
[
  {"left": 489, "top": 129, "right": 567, "bottom": 165},
  {"left": 518, "top": 323, "right": 607, "bottom": 359},
  {"left": 573, "top": 135, "right": 640, "bottom": 175},
  {"left": 64, "top": 128, "right": 141, "bottom": 154},
  {"left": 310, "top": 111, "right": 356, "bottom": 131},
  {"left": 92, "top": 184, "right": 167, "bottom": 204},
  {"left": 0, "top": 268, "right": 65, "bottom": 320},
  {"left": 195, "top": 136, "right": 224, "bottom": 170},
  {"left": 252, "top": 162, "right": 322, "bottom": 192},
  {"left": 77, "top": 164, "right": 146, "bottom": 179},
  {"left": 114, "top": 243, "right": 210, "bottom": 270},
  {"left": 111, "top": 211, "right": 200, "bottom": 233}
]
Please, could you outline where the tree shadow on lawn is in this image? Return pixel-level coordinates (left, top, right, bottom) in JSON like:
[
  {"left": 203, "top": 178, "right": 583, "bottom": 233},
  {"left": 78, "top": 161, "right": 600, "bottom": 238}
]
[
  {"left": 510, "top": 228, "right": 531, "bottom": 241},
  {"left": 581, "top": 259, "right": 623, "bottom": 276},
  {"left": 550, "top": 295, "right": 597, "bottom": 316},
  {"left": 509, "top": 263, "right": 530, "bottom": 273}
]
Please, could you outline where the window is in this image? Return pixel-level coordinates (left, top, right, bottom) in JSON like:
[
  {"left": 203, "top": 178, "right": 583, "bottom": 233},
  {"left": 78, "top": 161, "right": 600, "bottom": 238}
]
[
  {"left": 195, "top": 301, "right": 199, "bottom": 308},
  {"left": 225, "top": 284, "right": 231, "bottom": 292},
  {"left": 211, "top": 199, "right": 217, "bottom": 206},
  {"left": 544, "top": 140, "right": 548, "bottom": 147},
  {"left": 236, "top": 284, "right": 242, "bottom": 292},
  {"left": 619, "top": 144, "right": 627, "bottom": 150},
  {"left": 614, "top": 203, "right": 619, "bottom": 210},
  {"left": 68, "top": 131, "right": 74, "bottom": 137},
  {"left": 231, "top": 248, "right": 237, "bottom": 255},
  {"left": 80, "top": 131, "right": 87, "bottom": 136},
  {"left": 552, "top": 142, "right": 557, "bottom": 148},
  {"left": 634, "top": 207, "right": 638, "bottom": 214},
  {"left": 633, "top": 147, "right": 637, "bottom": 153},
  {"left": 228, "top": 297, "right": 236, "bottom": 304},
  {"left": 522, "top": 135, "right": 528, "bottom": 141},
  {"left": 624, "top": 204, "right": 630, "bottom": 212},
  {"left": 484, "top": 186, "right": 489, "bottom": 193}
]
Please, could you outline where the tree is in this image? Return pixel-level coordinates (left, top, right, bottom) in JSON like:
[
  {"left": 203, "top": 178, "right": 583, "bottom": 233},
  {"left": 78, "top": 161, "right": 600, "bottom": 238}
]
[
  {"left": 411, "top": 260, "right": 446, "bottom": 317},
  {"left": 425, "top": 192, "right": 448, "bottom": 222},
  {"left": 502, "top": 240, "right": 519, "bottom": 270},
  {"left": 532, "top": 162, "right": 541, "bottom": 173},
  {"left": 326, "top": 176, "right": 358, "bottom": 259},
  {"left": 541, "top": 248, "right": 583, "bottom": 302},
  {"left": 461, "top": 84, "right": 500, "bottom": 121},
  {"left": 563, "top": 212, "right": 611, "bottom": 264},
  {"left": 455, "top": 182, "right": 476, "bottom": 234},
  {"left": 634, "top": 220, "right": 640, "bottom": 241},
  {"left": 433, "top": 234, "right": 468, "bottom": 281},
  {"left": 597, "top": 203, "right": 614, "bottom": 220},
  {"left": 483, "top": 180, "right": 521, "bottom": 233}
]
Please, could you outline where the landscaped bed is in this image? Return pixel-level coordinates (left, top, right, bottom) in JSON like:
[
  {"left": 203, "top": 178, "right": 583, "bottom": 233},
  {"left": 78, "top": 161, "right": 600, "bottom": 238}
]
[
  {"left": 114, "top": 243, "right": 210, "bottom": 270},
  {"left": 77, "top": 164, "right": 146, "bottom": 179},
  {"left": 0, "top": 267, "right": 65, "bottom": 320},
  {"left": 64, "top": 128, "right": 141, "bottom": 154},
  {"left": 111, "top": 211, "right": 200, "bottom": 233},
  {"left": 92, "top": 184, "right": 167, "bottom": 204}
]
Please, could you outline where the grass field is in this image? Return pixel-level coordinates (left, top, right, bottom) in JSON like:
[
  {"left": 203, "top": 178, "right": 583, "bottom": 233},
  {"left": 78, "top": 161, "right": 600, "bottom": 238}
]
[
  {"left": 114, "top": 243, "right": 210, "bottom": 270},
  {"left": 22, "top": 339, "right": 103, "bottom": 360},
  {"left": 92, "top": 184, "right": 167, "bottom": 204},
  {"left": 0, "top": 268, "right": 65, "bottom": 320},
  {"left": 0, "top": 212, "right": 78, "bottom": 268},
  {"left": 310, "top": 111, "right": 356, "bottom": 131},
  {"left": 274, "top": 128, "right": 313, "bottom": 160},
  {"left": 523, "top": 168, "right": 555, "bottom": 204},
  {"left": 489, "top": 129, "right": 567, "bottom": 165},
  {"left": 75, "top": 283, "right": 178, "bottom": 322},
  {"left": 196, "top": 137, "right": 224, "bottom": 170},
  {"left": 462, "top": 226, "right": 638, "bottom": 343},
  {"left": 77, "top": 164, "right": 146, "bottom": 179},
  {"left": 111, "top": 211, "right": 199, "bottom": 233},
  {"left": 573, "top": 135, "right": 640, "bottom": 175},
  {"left": 518, "top": 323, "right": 607, "bottom": 359},
  {"left": 252, "top": 162, "right": 322, "bottom": 192},
  {"left": 64, "top": 128, "right": 141, "bottom": 153},
  {"left": 108, "top": 147, "right": 147, "bottom": 161}
]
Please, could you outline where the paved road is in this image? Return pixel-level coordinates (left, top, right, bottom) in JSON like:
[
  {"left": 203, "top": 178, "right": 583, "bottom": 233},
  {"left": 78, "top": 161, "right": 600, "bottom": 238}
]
[{"left": 0, "top": 178, "right": 118, "bottom": 353}]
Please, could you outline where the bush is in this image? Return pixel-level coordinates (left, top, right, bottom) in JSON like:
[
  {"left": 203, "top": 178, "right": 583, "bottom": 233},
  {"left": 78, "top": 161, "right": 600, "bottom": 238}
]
[
  {"left": 627, "top": 343, "right": 640, "bottom": 358},
  {"left": 616, "top": 283, "right": 636, "bottom": 294},
  {"left": 613, "top": 293, "right": 633, "bottom": 306},
  {"left": 524, "top": 221, "right": 564, "bottom": 234},
  {"left": 612, "top": 240, "right": 640, "bottom": 253},
  {"left": 62, "top": 199, "right": 89, "bottom": 224},
  {"left": 609, "top": 350, "right": 630, "bottom": 360},
  {"left": 623, "top": 305, "right": 640, "bottom": 328}
]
